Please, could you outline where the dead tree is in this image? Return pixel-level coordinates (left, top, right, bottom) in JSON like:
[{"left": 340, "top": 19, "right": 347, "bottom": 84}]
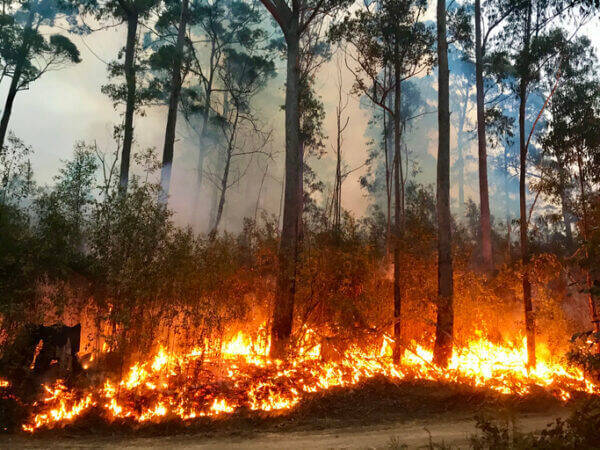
[{"left": 330, "top": 56, "right": 350, "bottom": 233}]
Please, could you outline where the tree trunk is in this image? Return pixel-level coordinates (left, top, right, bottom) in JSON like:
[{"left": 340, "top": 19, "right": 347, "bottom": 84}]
[
  {"left": 208, "top": 179, "right": 220, "bottom": 230},
  {"left": 475, "top": 0, "right": 493, "bottom": 271},
  {"left": 191, "top": 41, "right": 217, "bottom": 226},
  {"left": 383, "top": 105, "right": 392, "bottom": 256},
  {"left": 159, "top": 0, "right": 189, "bottom": 203},
  {"left": 254, "top": 162, "right": 269, "bottom": 221},
  {"left": 297, "top": 141, "right": 304, "bottom": 244},
  {"left": 504, "top": 147, "right": 512, "bottom": 261},
  {"left": 334, "top": 108, "right": 342, "bottom": 231},
  {"left": 456, "top": 102, "right": 466, "bottom": 219},
  {"left": 211, "top": 150, "right": 230, "bottom": 237},
  {"left": 0, "top": 6, "right": 36, "bottom": 153},
  {"left": 392, "top": 61, "right": 403, "bottom": 363},
  {"left": 433, "top": 0, "right": 454, "bottom": 368},
  {"left": 507, "top": 217, "right": 512, "bottom": 261},
  {"left": 119, "top": 12, "right": 139, "bottom": 192},
  {"left": 190, "top": 133, "right": 206, "bottom": 227},
  {"left": 270, "top": 23, "right": 301, "bottom": 359},
  {"left": 519, "top": 2, "right": 535, "bottom": 369},
  {"left": 210, "top": 108, "right": 238, "bottom": 237},
  {"left": 0, "top": 70, "right": 21, "bottom": 153}
]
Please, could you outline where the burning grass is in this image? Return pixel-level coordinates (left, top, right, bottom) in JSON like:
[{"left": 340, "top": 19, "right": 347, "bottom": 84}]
[{"left": 13, "top": 327, "right": 599, "bottom": 434}]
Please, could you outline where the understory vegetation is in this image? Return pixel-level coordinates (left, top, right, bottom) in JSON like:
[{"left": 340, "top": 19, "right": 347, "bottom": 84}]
[{"left": 0, "top": 139, "right": 593, "bottom": 372}]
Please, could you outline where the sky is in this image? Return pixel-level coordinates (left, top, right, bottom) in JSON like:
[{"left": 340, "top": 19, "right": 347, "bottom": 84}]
[{"left": 1, "top": 6, "right": 599, "bottom": 232}]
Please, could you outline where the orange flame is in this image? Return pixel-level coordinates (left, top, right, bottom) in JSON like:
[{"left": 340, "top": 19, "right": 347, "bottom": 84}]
[{"left": 21, "top": 327, "right": 599, "bottom": 432}]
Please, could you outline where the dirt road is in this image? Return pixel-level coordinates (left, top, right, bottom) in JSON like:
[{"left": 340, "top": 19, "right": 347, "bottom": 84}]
[{"left": 0, "top": 411, "right": 565, "bottom": 449}]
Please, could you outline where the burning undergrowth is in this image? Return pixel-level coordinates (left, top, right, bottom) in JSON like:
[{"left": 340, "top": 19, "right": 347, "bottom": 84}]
[
  {"left": 3, "top": 324, "right": 597, "bottom": 434},
  {"left": 2, "top": 187, "right": 600, "bottom": 436}
]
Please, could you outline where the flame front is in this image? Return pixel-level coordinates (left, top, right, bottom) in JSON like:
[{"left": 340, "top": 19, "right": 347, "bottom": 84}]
[{"left": 22, "top": 328, "right": 599, "bottom": 432}]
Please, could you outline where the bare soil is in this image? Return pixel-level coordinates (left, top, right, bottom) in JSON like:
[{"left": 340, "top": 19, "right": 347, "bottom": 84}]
[{"left": 0, "top": 411, "right": 569, "bottom": 449}]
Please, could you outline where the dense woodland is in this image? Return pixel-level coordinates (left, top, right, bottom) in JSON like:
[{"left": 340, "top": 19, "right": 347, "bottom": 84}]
[{"left": 2, "top": 0, "right": 600, "bottom": 401}]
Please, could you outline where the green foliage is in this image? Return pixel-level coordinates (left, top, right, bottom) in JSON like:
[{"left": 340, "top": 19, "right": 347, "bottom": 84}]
[
  {"left": 0, "top": 0, "right": 82, "bottom": 92},
  {"left": 329, "top": 0, "right": 435, "bottom": 104},
  {"left": 0, "top": 133, "right": 34, "bottom": 205},
  {"left": 0, "top": 200, "right": 38, "bottom": 332}
]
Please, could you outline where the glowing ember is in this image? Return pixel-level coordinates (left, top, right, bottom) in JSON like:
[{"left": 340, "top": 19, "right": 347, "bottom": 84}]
[{"left": 21, "top": 328, "right": 599, "bottom": 432}]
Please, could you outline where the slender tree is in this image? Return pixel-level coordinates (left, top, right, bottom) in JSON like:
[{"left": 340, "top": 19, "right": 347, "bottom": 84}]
[
  {"left": 92, "top": 0, "right": 161, "bottom": 191},
  {"left": 180, "top": 0, "right": 268, "bottom": 225},
  {"left": 433, "top": 0, "right": 453, "bottom": 368},
  {"left": 208, "top": 49, "right": 275, "bottom": 236},
  {"left": 469, "top": 0, "right": 516, "bottom": 269},
  {"left": 449, "top": 52, "right": 474, "bottom": 219},
  {"left": 474, "top": 0, "right": 492, "bottom": 269},
  {"left": 159, "top": 0, "right": 190, "bottom": 203},
  {"left": 330, "top": 56, "right": 349, "bottom": 233}
]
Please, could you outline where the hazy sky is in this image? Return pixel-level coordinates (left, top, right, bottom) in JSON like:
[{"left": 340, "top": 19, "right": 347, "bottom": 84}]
[{"left": 1, "top": 9, "right": 598, "bottom": 231}]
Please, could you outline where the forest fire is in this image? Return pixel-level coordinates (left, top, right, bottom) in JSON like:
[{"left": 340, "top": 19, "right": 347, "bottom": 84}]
[
  {"left": 3, "top": 0, "right": 600, "bottom": 446},
  {"left": 21, "top": 327, "right": 599, "bottom": 433}
]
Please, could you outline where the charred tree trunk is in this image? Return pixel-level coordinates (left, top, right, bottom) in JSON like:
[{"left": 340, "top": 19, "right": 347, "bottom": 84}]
[
  {"left": 0, "top": 69, "right": 23, "bottom": 153},
  {"left": 270, "top": 22, "right": 301, "bottom": 359},
  {"left": 119, "top": 12, "right": 139, "bottom": 192},
  {"left": 475, "top": 0, "right": 493, "bottom": 271},
  {"left": 159, "top": 0, "right": 189, "bottom": 203},
  {"left": 518, "top": 2, "right": 535, "bottom": 369},
  {"left": 433, "top": 0, "right": 454, "bottom": 368}
]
